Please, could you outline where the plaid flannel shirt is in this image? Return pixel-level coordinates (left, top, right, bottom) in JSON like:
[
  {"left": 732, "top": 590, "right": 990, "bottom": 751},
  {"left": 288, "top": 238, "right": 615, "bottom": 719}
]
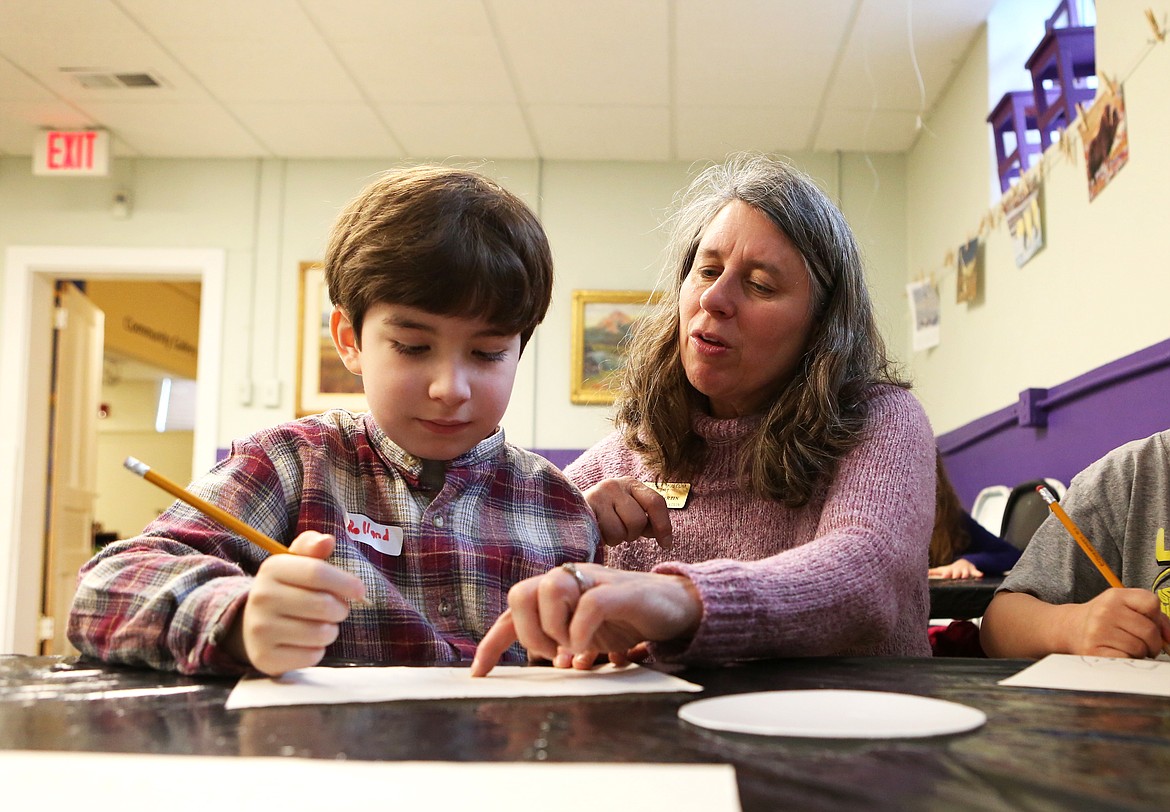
[{"left": 68, "top": 410, "right": 598, "bottom": 674}]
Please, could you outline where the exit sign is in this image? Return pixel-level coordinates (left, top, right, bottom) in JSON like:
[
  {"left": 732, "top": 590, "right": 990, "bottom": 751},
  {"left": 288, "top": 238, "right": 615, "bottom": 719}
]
[{"left": 33, "top": 129, "right": 110, "bottom": 176}]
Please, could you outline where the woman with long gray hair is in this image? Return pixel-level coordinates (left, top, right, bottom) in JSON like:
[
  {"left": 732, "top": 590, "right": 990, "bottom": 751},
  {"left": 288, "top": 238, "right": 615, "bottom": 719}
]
[{"left": 473, "top": 153, "right": 935, "bottom": 675}]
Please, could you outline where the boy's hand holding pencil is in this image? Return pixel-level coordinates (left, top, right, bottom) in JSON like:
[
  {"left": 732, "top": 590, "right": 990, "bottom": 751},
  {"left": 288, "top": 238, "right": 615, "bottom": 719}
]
[
  {"left": 226, "top": 530, "right": 367, "bottom": 676},
  {"left": 125, "top": 457, "right": 367, "bottom": 675}
]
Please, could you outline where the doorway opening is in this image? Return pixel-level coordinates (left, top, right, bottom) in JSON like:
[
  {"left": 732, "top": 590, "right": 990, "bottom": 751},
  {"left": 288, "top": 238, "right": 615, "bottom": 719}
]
[{"left": 0, "top": 246, "right": 225, "bottom": 654}]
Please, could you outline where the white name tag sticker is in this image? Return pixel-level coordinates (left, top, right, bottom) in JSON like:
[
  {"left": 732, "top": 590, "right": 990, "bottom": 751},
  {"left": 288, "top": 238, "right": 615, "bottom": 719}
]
[{"left": 344, "top": 513, "right": 404, "bottom": 556}]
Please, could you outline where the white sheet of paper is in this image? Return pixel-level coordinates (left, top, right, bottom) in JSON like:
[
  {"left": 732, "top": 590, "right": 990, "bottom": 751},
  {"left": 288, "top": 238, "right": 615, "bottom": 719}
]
[
  {"left": 0, "top": 751, "right": 741, "bottom": 812},
  {"left": 998, "top": 653, "right": 1170, "bottom": 697},
  {"left": 226, "top": 663, "right": 703, "bottom": 710}
]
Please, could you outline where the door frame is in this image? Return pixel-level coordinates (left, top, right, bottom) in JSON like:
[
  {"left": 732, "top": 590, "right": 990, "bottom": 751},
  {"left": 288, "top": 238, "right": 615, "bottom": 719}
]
[{"left": 0, "top": 246, "right": 225, "bottom": 654}]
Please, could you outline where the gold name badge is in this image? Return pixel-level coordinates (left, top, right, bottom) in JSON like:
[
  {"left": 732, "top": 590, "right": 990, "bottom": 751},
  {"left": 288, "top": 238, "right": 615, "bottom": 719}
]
[{"left": 643, "top": 481, "right": 692, "bottom": 509}]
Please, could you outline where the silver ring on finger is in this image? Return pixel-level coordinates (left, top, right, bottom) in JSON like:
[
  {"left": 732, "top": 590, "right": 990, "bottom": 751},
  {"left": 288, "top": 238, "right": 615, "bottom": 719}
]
[{"left": 561, "top": 562, "right": 590, "bottom": 594}]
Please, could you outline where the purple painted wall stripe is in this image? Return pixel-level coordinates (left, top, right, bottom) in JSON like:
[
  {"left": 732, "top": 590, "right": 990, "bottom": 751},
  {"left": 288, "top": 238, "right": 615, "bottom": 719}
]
[{"left": 938, "top": 337, "right": 1170, "bottom": 508}]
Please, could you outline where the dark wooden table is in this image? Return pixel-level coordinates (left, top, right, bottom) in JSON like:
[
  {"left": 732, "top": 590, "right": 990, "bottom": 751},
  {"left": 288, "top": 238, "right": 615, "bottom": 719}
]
[
  {"left": 3, "top": 653, "right": 1168, "bottom": 811},
  {"left": 929, "top": 575, "right": 1004, "bottom": 619}
]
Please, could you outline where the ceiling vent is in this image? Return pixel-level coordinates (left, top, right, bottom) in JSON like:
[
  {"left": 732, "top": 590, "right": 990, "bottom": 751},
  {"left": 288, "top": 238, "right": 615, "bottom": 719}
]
[{"left": 62, "top": 69, "right": 165, "bottom": 89}]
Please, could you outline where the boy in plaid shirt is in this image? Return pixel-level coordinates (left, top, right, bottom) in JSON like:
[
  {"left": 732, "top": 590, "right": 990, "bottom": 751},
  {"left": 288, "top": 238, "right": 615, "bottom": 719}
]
[{"left": 69, "top": 166, "right": 599, "bottom": 676}]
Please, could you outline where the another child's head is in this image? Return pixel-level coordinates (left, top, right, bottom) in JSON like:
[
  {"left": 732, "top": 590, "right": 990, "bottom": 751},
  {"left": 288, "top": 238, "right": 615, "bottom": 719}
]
[
  {"left": 324, "top": 164, "right": 553, "bottom": 351},
  {"left": 323, "top": 165, "right": 554, "bottom": 461}
]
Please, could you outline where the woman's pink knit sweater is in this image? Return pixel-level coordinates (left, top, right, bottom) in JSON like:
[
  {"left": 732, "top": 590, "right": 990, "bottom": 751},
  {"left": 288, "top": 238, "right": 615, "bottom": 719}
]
[{"left": 565, "top": 385, "right": 936, "bottom": 661}]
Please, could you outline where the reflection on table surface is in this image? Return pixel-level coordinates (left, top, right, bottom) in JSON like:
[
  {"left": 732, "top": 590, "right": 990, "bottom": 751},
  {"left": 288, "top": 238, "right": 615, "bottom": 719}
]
[{"left": 3, "top": 654, "right": 1169, "bottom": 811}]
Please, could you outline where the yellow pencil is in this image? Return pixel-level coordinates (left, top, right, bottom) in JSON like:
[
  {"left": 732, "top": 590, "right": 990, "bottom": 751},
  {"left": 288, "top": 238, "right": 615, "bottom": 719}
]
[
  {"left": 124, "top": 456, "right": 289, "bottom": 556},
  {"left": 1037, "top": 486, "right": 1169, "bottom": 657},
  {"left": 1036, "top": 486, "right": 1123, "bottom": 588}
]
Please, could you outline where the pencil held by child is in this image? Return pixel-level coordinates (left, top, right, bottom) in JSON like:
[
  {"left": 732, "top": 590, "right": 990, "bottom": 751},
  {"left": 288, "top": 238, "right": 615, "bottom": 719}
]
[
  {"left": 124, "top": 457, "right": 289, "bottom": 556},
  {"left": 1036, "top": 486, "right": 1169, "bottom": 656},
  {"left": 1035, "top": 487, "right": 1123, "bottom": 587}
]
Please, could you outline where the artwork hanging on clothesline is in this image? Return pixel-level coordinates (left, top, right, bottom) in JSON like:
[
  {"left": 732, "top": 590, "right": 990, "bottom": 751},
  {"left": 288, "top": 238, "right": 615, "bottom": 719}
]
[
  {"left": 907, "top": 279, "right": 940, "bottom": 352},
  {"left": 1005, "top": 178, "right": 1044, "bottom": 268},
  {"left": 1080, "top": 79, "right": 1129, "bottom": 202},
  {"left": 955, "top": 237, "right": 980, "bottom": 305}
]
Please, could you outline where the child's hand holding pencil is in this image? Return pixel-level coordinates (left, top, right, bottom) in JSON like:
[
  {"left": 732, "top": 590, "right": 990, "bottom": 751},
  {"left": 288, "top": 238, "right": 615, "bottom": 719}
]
[
  {"left": 226, "top": 530, "right": 368, "bottom": 676},
  {"left": 1038, "top": 486, "right": 1170, "bottom": 659},
  {"left": 125, "top": 457, "right": 367, "bottom": 676}
]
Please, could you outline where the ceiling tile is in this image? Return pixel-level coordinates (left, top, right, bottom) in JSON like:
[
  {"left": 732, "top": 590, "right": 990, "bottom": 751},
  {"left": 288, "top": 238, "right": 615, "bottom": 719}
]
[
  {"left": 232, "top": 102, "right": 404, "bottom": 158},
  {"left": 528, "top": 105, "right": 670, "bottom": 160},
  {"left": 0, "top": 59, "right": 56, "bottom": 101},
  {"left": 380, "top": 103, "right": 536, "bottom": 160},
  {"left": 72, "top": 101, "right": 268, "bottom": 157},
  {"left": 813, "top": 108, "right": 921, "bottom": 152},
  {"left": 492, "top": 0, "right": 670, "bottom": 105},
  {"left": 675, "top": 105, "right": 817, "bottom": 159},
  {"left": 303, "top": 1, "right": 513, "bottom": 105},
  {"left": 0, "top": 30, "right": 211, "bottom": 104},
  {"left": 0, "top": 103, "right": 94, "bottom": 154},
  {"left": 302, "top": 0, "right": 490, "bottom": 39},
  {"left": 824, "top": 0, "right": 998, "bottom": 111},
  {"left": 159, "top": 37, "right": 362, "bottom": 103},
  {"left": 0, "top": 0, "right": 143, "bottom": 40},
  {"left": 336, "top": 37, "right": 516, "bottom": 104},
  {"left": 674, "top": 0, "right": 856, "bottom": 107},
  {"left": 119, "top": 0, "right": 319, "bottom": 39}
]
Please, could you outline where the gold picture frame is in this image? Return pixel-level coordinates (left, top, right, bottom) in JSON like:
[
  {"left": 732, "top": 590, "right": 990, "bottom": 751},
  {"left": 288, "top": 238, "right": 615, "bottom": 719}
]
[
  {"left": 296, "top": 262, "right": 367, "bottom": 417},
  {"left": 570, "top": 289, "right": 661, "bottom": 405}
]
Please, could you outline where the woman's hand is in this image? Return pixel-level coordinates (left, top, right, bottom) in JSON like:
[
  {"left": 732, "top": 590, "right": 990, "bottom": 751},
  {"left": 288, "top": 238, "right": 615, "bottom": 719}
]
[
  {"left": 469, "top": 564, "right": 702, "bottom": 677},
  {"left": 928, "top": 558, "right": 984, "bottom": 579},
  {"left": 225, "top": 532, "right": 366, "bottom": 676},
  {"left": 583, "top": 477, "right": 674, "bottom": 549}
]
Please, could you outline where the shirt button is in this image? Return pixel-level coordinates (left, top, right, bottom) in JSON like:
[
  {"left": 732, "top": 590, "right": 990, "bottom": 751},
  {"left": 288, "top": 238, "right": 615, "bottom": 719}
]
[
  {"left": 433, "top": 515, "right": 445, "bottom": 528},
  {"left": 438, "top": 597, "right": 453, "bottom": 617}
]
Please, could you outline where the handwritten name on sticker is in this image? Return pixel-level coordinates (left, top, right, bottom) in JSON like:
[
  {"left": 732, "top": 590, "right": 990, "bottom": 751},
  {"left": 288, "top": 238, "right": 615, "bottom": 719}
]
[
  {"left": 345, "top": 513, "right": 404, "bottom": 556},
  {"left": 643, "top": 481, "right": 692, "bottom": 509}
]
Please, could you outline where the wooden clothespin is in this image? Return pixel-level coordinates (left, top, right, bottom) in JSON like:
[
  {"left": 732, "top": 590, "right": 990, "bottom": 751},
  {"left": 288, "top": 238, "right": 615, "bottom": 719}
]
[
  {"left": 1074, "top": 101, "right": 1090, "bottom": 137},
  {"left": 1098, "top": 72, "right": 1122, "bottom": 99},
  {"left": 1145, "top": 8, "right": 1166, "bottom": 43},
  {"left": 990, "top": 202, "right": 1006, "bottom": 230},
  {"left": 1059, "top": 127, "right": 1077, "bottom": 162}
]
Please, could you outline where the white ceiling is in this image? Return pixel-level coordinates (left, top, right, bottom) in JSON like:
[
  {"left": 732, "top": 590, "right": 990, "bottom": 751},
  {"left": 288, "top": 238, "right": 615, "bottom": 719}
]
[{"left": 0, "top": 0, "right": 997, "bottom": 162}]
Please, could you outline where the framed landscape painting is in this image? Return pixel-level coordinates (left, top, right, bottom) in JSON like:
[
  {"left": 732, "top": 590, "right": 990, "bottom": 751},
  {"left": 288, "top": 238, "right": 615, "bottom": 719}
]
[
  {"left": 296, "top": 262, "right": 367, "bottom": 416},
  {"left": 570, "top": 289, "right": 660, "bottom": 405}
]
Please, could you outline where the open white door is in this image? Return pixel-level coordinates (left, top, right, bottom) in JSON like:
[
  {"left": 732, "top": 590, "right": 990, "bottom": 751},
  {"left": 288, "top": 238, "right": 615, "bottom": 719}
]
[{"left": 41, "top": 282, "right": 104, "bottom": 655}]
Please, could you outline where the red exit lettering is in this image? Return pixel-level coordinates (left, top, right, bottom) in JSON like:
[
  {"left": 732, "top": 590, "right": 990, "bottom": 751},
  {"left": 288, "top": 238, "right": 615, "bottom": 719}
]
[{"left": 47, "top": 131, "right": 97, "bottom": 170}]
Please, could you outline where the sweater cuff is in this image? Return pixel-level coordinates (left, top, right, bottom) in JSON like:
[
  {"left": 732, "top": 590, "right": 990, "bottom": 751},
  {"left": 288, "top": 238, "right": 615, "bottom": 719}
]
[
  {"left": 169, "top": 575, "right": 253, "bottom": 675},
  {"left": 649, "top": 559, "right": 759, "bottom": 664}
]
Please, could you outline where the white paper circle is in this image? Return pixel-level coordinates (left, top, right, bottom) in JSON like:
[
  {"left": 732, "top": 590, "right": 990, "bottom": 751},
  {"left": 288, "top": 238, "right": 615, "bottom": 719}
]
[{"left": 678, "top": 689, "right": 987, "bottom": 739}]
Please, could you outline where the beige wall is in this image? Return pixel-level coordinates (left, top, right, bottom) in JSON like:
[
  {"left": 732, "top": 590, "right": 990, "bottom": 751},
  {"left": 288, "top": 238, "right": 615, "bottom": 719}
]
[
  {"left": 94, "top": 379, "right": 193, "bottom": 539},
  {"left": 906, "top": 0, "right": 1170, "bottom": 434}
]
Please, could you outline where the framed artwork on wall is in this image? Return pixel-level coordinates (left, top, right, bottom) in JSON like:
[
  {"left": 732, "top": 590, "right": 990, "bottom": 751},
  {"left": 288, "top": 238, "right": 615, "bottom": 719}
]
[
  {"left": 570, "top": 289, "right": 660, "bottom": 405},
  {"left": 296, "top": 262, "right": 367, "bottom": 417}
]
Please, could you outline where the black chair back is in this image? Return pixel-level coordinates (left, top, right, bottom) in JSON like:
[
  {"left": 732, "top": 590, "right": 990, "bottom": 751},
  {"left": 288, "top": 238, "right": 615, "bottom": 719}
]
[{"left": 1000, "top": 480, "right": 1058, "bottom": 550}]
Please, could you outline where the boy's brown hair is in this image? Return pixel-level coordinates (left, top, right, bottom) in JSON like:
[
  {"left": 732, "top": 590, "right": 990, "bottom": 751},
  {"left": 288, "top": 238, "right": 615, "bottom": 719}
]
[{"left": 324, "top": 165, "right": 553, "bottom": 350}]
